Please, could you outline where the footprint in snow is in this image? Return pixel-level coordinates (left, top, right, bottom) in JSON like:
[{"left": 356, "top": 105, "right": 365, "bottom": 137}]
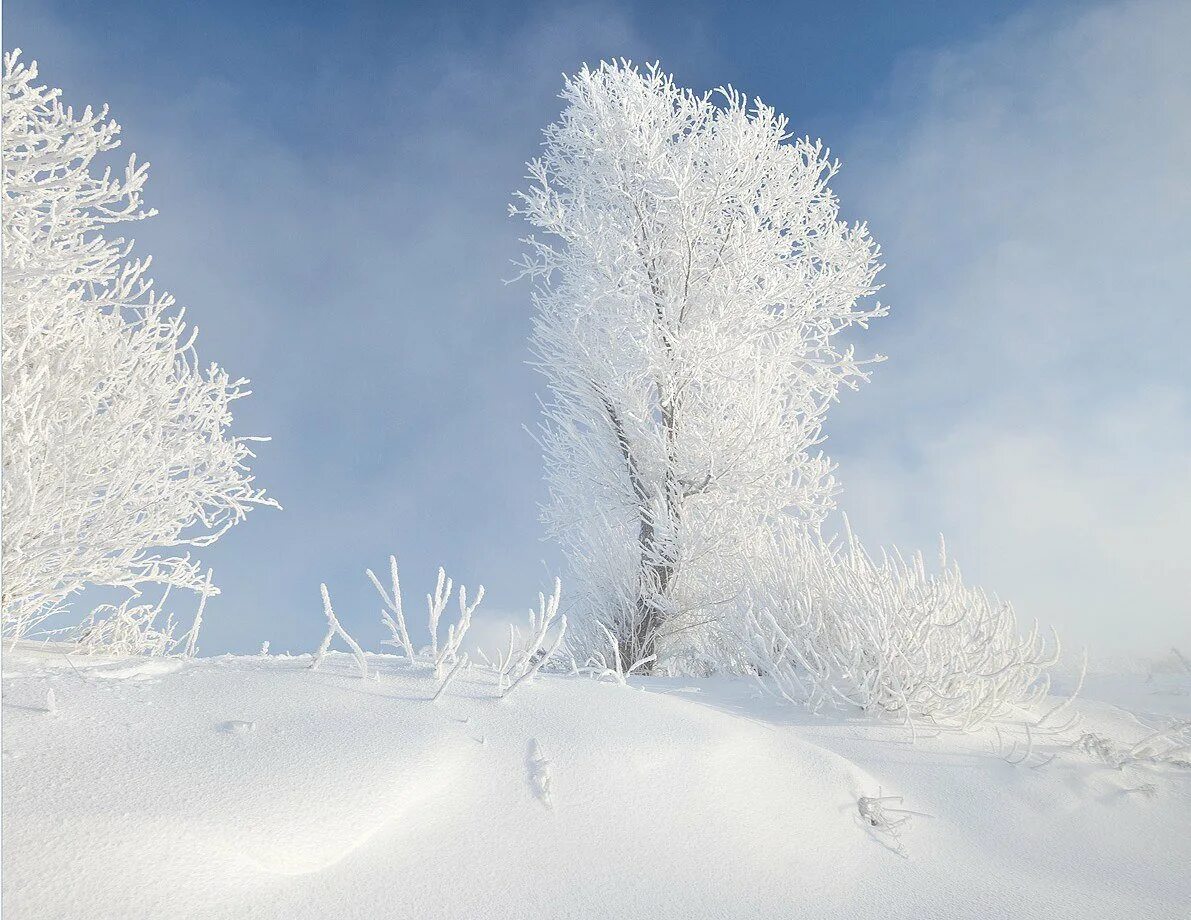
[
  {"left": 218, "top": 720, "right": 256, "bottom": 734},
  {"left": 526, "top": 738, "right": 553, "bottom": 809}
]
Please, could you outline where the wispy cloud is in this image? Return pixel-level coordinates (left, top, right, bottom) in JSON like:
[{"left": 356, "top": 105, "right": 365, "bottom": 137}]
[{"left": 831, "top": 0, "right": 1191, "bottom": 655}]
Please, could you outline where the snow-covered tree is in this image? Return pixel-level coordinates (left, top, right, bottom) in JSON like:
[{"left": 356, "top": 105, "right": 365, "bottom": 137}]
[
  {"left": 1, "top": 51, "right": 275, "bottom": 642},
  {"left": 513, "top": 62, "right": 884, "bottom": 669}
]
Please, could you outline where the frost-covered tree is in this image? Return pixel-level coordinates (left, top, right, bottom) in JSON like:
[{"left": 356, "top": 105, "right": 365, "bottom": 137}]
[
  {"left": 1, "top": 51, "right": 274, "bottom": 641},
  {"left": 513, "top": 62, "right": 884, "bottom": 669}
]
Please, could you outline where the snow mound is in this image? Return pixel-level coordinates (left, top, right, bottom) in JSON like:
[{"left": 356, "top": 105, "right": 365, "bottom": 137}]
[{"left": 2, "top": 651, "right": 1188, "bottom": 919}]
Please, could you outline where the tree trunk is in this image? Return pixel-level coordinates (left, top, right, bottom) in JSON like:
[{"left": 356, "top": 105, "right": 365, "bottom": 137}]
[{"left": 598, "top": 393, "right": 673, "bottom": 672}]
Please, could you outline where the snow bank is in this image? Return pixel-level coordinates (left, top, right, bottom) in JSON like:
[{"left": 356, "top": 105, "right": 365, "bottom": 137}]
[{"left": 2, "top": 649, "right": 1187, "bottom": 919}]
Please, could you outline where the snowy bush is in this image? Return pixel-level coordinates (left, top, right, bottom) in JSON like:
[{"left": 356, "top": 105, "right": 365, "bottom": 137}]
[
  {"left": 513, "top": 61, "right": 884, "bottom": 671},
  {"left": 741, "top": 521, "right": 1061, "bottom": 727},
  {"left": 0, "top": 51, "right": 274, "bottom": 643},
  {"left": 365, "top": 556, "right": 484, "bottom": 678},
  {"left": 491, "top": 579, "right": 567, "bottom": 698},
  {"left": 72, "top": 596, "right": 182, "bottom": 658}
]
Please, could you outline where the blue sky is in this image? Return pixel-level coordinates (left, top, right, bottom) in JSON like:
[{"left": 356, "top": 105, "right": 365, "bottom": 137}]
[{"left": 6, "top": 0, "right": 1189, "bottom": 658}]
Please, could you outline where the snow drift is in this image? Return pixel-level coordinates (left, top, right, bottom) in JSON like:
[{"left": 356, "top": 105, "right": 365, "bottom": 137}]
[{"left": 2, "top": 646, "right": 1187, "bottom": 919}]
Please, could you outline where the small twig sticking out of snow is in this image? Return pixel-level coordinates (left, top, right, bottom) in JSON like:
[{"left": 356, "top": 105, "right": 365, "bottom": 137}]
[
  {"left": 183, "top": 569, "right": 214, "bottom": 658},
  {"left": 527, "top": 738, "right": 553, "bottom": 808},
  {"left": 431, "top": 653, "right": 469, "bottom": 702},
  {"left": 498, "top": 579, "right": 566, "bottom": 696},
  {"left": 311, "top": 584, "right": 369, "bottom": 679},
  {"left": 1127, "top": 720, "right": 1191, "bottom": 763},
  {"left": 44, "top": 688, "right": 57, "bottom": 715},
  {"left": 588, "top": 624, "right": 656, "bottom": 684},
  {"left": 426, "top": 567, "right": 452, "bottom": 663},
  {"left": 367, "top": 555, "right": 416, "bottom": 664},
  {"left": 435, "top": 583, "right": 483, "bottom": 678},
  {"left": 502, "top": 583, "right": 567, "bottom": 699},
  {"left": 857, "top": 791, "right": 928, "bottom": 857},
  {"left": 994, "top": 723, "right": 1037, "bottom": 766},
  {"left": 570, "top": 625, "right": 655, "bottom": 685},
  {"left": 503, "top": 616, "right": 566, "bottom": 699},
  {"left": 1068, "top": 722, "right": 1191, "bottom": 773},
  {"left": 259, "top": 641, "right": 270, "bottom": 656},
  {"left": 1035, "top": 651, "right": 1087, "bottom": 732}
]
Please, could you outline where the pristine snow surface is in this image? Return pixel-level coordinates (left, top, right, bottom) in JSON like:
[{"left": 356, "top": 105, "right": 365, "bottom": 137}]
[{"left": 2, "top": 647, "right": 1188, "bottom": 919}]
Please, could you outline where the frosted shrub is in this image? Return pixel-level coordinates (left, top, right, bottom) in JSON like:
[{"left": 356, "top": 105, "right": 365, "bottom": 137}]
[
  {"left": 367, "top": 556, "right": 416, "bottom": 663},
  {"left": 365, "top": 556, "right": 483, "bottom": 677},
  {"left": 1, "top": 51, "right": 274, "bottom": 643},
  {"left": 72, "top": 596, "right": 181, "bottom": 657},
  {"left": 742, "top": 522, "right": 1060, "bottom": 727},
  {"left": 496, "top": 579, "right": 567, "bottom": 698}
]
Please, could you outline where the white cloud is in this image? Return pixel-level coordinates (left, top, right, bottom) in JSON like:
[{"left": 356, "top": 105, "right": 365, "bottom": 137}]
[{"left": 831, "top": 0, "right": 1191, "bottom": 656}]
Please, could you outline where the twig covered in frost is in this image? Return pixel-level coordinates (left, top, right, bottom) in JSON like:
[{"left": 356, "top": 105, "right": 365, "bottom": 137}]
[
  {"left": 857, "top": 791, "right": 928, "bottom": 856},
  {"left": 1072, "top": 722, "right": 1191, "bottom": 771},
  {"left": 993, "top": 723, "right": 1048, "bottom": 767},
  {"left": 498, "top": 579, "right": 567, "bottom": 698},
  {"left": 44, "top": 688, "right": 57, "bottom": 715},
  {"left": 361, "top": 554, "right": 484, "bottom": 674},
  {"left": 183, "top": 569, "right": 214, "bottom": 658},
  {"left": 67, "top": 592, "right": 180, "bottom": 657},
  {"left": 435, "top": 584, "right": 483, "bottom": 678},
  {"left": 504, "top": 616, "right": 567, "bottom": 699},
  {"left": 493, "top": 579, "right": 565, "bottom": 690},
  {"left": 367, "top": 555, "right": 415, "bottom": 664},
  {"left": 426, "top": 568, "right": 451, "bottom": 663},
  {"left": 431, "top": 653, "right": 469, "bottom": 702},
  {"left": 574, "top": 624, "right": 657, "bottom": 684},
  {"left": 311, "top": 584, "right": 368, "bottom": 679}
]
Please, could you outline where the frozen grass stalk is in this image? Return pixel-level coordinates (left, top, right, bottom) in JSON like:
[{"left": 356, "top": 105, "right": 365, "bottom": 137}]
[
  {"left": 431, "top": 653, "right": 469, "bottom": 702},
  {"left": 311, "top": 584, "right": 368, "bottom": 679},
  {"left": 367, "top": 555, "right": 416, "bottom": 664}
]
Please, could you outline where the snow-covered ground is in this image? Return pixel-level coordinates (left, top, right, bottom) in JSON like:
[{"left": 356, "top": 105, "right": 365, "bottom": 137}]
[{"left": 2, "top": 647, "right": 1188, "bottom": 919}]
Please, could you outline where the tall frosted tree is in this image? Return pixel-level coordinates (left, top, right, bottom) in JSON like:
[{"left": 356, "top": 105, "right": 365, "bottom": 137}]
[
  {"left": 1, "top": 51, "right": 274, "bottom": 642},
  {"left": 514, "top": 62, "right": 884, "bottom": 670}
]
